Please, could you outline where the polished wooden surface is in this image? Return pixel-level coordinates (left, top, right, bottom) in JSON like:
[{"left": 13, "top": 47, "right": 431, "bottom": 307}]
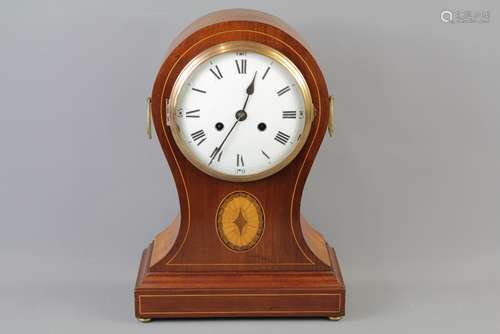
[
  {"left": 135, "top": 8, "right": 345, "bottom": 319},
  {"left": 136, "top": 242, "right": 345, "bottom": 319},
  {"left": 150, "top": 215, "right": 180, "bottom": 267},
  {"left": 150, "top": 8, "right": 331, "bottom": 272}
]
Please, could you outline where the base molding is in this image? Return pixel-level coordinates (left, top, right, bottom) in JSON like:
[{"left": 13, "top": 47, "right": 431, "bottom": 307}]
[{"left": 134, "top": 244, "right": 346, "bottom": 319}]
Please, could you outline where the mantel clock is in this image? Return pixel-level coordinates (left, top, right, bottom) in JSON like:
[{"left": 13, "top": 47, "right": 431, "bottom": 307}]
[{"left": 135, "top": 9, "right": 345, "bottom": 321}]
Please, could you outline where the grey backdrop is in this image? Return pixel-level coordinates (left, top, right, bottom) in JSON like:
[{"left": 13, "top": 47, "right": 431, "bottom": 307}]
[{"left": 1, "top": 0, "right": 499, "bottom": 333}]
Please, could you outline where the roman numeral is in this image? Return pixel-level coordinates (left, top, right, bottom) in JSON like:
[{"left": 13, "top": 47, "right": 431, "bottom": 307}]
[
  {"left": 277, "top": 86, "right": 291, "bottom": 96},
  {"left": 209, "top": 65, "right": 223, "bottom": 80},
  {"left": 261, "top": 150, "right": 270, "bottom": 160},
  {"left": 262, "top": 66, "right": 270, "bottom": 80},
  {"left": 185, "top": 109, "right": 200, "bottom": 118},
  {"left": 210, "top": 147, "right": 217, "bottom": 159},
  {"left": 236, "top": 154, "right": 244, "bottom": 167},
  {"left": 209, "top": 147, "right": 223, "bottom": 163},
  {"left": 190, "top": 129, "right": 206, "bottom": 146},
  {"left": 282, "top": 110, "right": 297, "bottom": 119},
  {"left": 191, "top": 88, "right": 206, "bottom": 93},
  {"left": 235, "top": 59, "right": 247, "bottom": 74},
  {"left": 274, "top": 131, "right": 290, "bottom": 145}
]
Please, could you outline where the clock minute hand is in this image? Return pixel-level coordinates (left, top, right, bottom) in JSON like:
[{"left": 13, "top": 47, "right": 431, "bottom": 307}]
[{"left": 208, "top": 71, "right": 257, "bottom": 166}]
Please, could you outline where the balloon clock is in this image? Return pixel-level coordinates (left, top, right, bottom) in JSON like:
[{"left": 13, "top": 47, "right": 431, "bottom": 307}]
[{"left": 135, "top": 9, "right": 345, "bottom": 321}]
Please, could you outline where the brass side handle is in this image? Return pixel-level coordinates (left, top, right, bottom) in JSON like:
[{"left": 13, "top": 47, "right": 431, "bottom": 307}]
[
  {"left": 328, "top": 95, "right": 335, "bottom": 138},
  {"left": 146, "top": 97, "right": 152, "bottom": 140},
  {"left": 165, "top": 98, "right": 171, "bottom": 127}
]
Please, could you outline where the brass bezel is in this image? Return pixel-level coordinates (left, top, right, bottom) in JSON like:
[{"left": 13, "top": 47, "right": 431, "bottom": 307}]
[{"left": 168, "top": 41, "right": 313, "bottom": 182}]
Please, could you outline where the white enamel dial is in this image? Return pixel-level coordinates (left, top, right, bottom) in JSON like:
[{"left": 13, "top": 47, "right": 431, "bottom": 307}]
[{"left": 169, "top": 43, "right": 312, "bottom": 181}]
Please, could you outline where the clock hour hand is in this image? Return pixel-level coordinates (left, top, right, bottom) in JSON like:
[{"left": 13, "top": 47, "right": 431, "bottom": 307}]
[{"left": 241, "top": 71, "right": 257, "bottom": 111}]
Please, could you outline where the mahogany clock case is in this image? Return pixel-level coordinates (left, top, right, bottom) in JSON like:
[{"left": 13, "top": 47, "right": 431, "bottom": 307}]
[{"left": 135, "top": 9, "right": 345, "bottom": 320}]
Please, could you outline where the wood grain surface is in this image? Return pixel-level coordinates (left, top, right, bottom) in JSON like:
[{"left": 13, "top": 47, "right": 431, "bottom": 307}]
[{"left": 135, "top": 9, "right": 345, "bottom": 319}]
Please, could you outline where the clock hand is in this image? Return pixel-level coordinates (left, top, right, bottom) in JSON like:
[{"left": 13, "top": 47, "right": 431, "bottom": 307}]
[
  {"left": 241, "top": 71, "right": 257, "bottom": 111},
  {"left": 209, "top": 116, "right": 242, "bottom": 165},
  {"left": 209, "top": 72, "right": 257, "bottom": 166}
]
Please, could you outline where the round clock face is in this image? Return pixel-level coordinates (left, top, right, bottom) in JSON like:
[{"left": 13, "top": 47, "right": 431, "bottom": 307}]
[{"left": 169, "top": 42, "right": 313, "bottom": 181}]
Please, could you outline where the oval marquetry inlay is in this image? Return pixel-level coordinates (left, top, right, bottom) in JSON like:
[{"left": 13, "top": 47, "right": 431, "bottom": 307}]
[{"left": 216, "top": 191, "right": 265, "bottom": 251}]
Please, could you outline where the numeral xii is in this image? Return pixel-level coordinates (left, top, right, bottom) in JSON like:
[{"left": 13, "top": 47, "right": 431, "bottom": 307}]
[{"left": 235, "top": 59, "right": 247, "bottom": 74}]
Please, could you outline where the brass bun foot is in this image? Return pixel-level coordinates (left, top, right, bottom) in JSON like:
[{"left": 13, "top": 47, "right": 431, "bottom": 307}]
[
  {"left": 328, "top": 316, "right": 344, "bottom": 321},
  {"left": 137, "top": 318, "right": 152, "bottom": 323}
]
